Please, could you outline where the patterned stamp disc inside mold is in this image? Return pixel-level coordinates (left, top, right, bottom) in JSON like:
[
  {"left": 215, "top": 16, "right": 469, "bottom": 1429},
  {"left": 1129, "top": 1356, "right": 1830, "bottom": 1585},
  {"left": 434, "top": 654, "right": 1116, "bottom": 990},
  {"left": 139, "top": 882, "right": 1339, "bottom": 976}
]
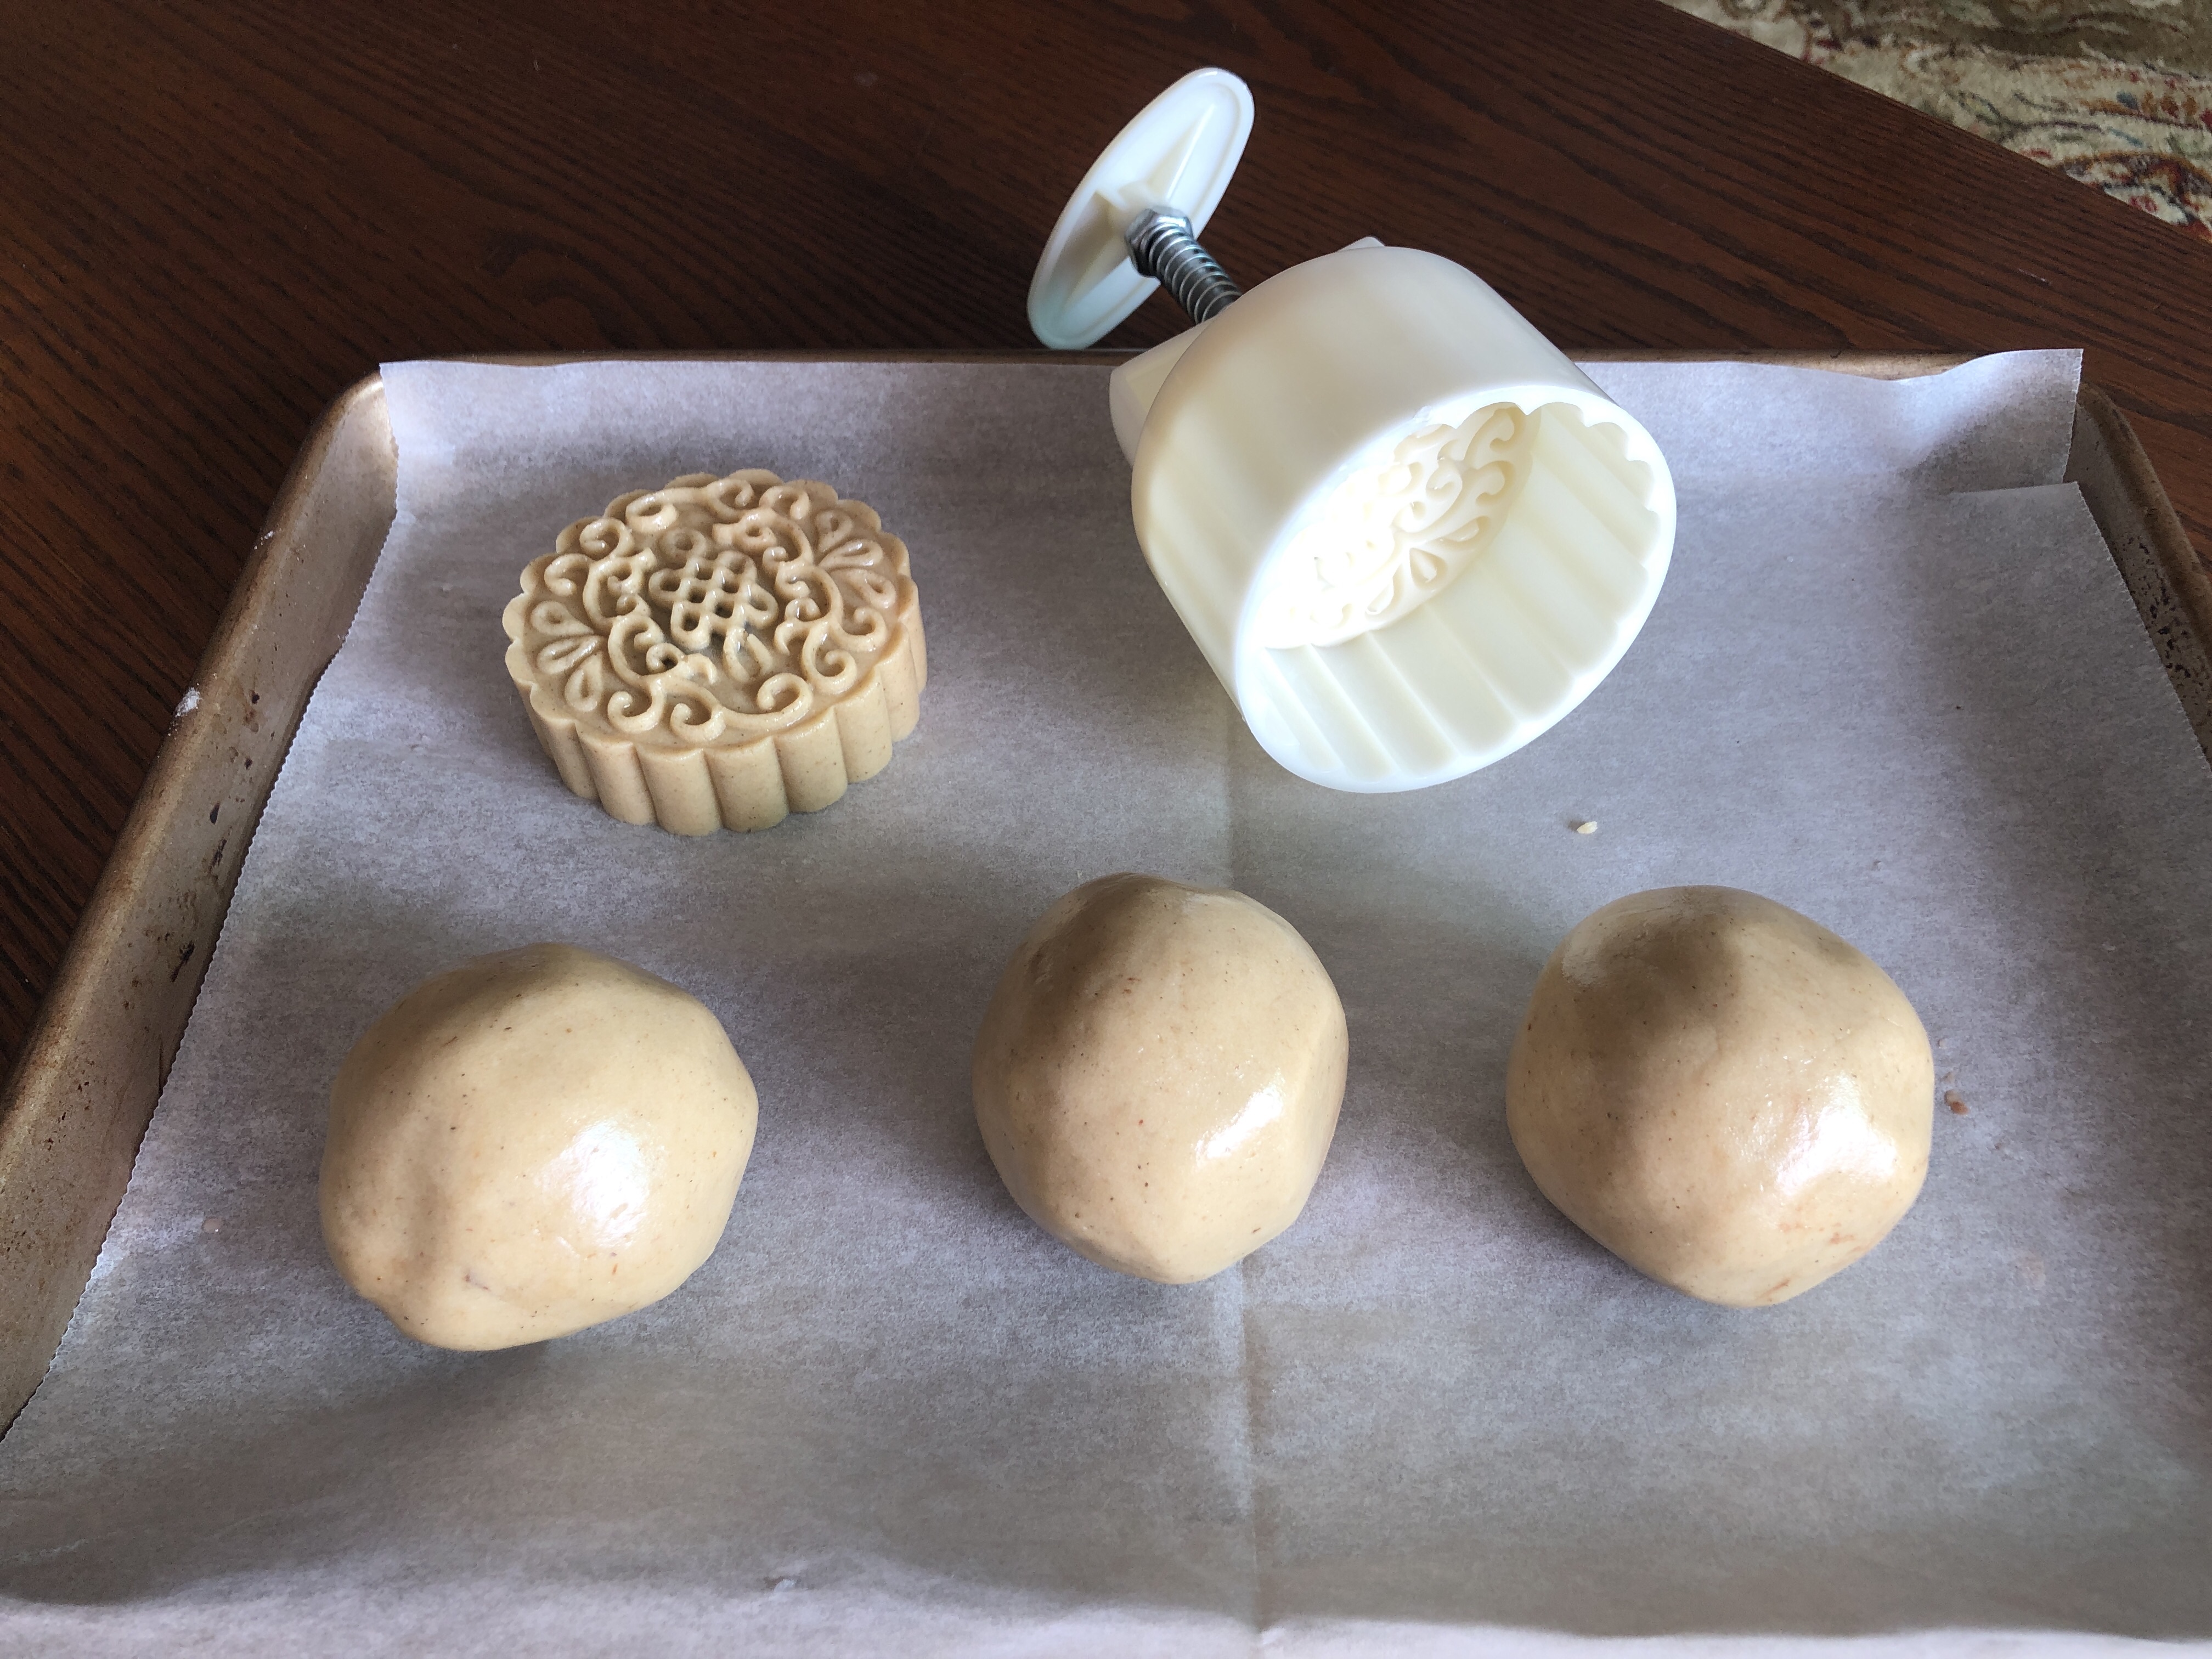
[{"left": 503, "top": 470, "right": 926, "bottom": 833}]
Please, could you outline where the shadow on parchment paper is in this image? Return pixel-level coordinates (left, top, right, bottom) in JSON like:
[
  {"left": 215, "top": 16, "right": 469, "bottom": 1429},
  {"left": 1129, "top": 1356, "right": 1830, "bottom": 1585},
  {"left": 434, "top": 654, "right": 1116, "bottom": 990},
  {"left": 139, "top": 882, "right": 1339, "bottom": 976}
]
[
  {"left": 0, "top": 867, "right": 1256, "bottom": 1621},
  {"left": 1220, "top": 482, "right": 2212, "bottom": 1639},
  {"left": 1880, "top": 482, "right": 2212, "bottom": 1453},
  {"left": 0, "top": 1327, "right": 1259, "bottom": 1619},
  {"left": 1221, "top": 759, "right": 1566, "bottom": 1273},
  {"left": 1875, "top": 482, "right": 2212, "bottom": 1634}
]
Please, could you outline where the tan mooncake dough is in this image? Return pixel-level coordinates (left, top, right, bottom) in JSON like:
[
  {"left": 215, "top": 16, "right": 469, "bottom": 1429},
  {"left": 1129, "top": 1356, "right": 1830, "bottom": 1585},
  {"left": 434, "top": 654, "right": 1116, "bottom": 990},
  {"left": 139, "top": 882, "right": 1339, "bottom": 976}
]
[
  {"left": 1506, "top": 885, "right": 1934, "bottom": 1307},
  {"left": 972, "top": 873, "right": 1348, "bottom": 1284},
  {"left": 321, "top": 942, "right": 758, "bottom": 1349}
]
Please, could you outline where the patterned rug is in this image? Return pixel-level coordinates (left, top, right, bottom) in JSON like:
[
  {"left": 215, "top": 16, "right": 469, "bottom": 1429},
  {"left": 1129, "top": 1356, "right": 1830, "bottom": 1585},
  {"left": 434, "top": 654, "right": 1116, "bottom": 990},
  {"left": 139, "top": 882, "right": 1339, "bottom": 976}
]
[{"left": 1661, "top": 1, "right": 2212, "bottom": 240}]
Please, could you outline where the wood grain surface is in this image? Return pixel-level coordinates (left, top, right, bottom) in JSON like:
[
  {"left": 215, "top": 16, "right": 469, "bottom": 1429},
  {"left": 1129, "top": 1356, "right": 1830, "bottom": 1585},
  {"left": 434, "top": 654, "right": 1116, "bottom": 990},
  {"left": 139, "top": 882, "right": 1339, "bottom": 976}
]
[{"left": 4, "top": 0, "right": 2211, "bottom": 1079}]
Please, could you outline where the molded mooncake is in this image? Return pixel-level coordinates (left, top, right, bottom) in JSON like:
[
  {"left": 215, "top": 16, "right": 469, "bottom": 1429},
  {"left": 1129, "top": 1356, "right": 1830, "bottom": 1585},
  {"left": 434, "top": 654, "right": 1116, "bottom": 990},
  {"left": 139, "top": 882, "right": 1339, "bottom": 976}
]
[{"left": 503, "top": 469, "right": 926, "bottom": 833}]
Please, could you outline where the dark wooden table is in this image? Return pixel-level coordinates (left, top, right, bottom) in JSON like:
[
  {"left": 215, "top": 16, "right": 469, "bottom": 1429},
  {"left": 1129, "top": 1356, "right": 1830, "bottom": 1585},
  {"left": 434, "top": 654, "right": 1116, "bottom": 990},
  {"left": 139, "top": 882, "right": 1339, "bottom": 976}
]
[{"left": 4, "top": 0, "right": 2211, "bottom": 1080}]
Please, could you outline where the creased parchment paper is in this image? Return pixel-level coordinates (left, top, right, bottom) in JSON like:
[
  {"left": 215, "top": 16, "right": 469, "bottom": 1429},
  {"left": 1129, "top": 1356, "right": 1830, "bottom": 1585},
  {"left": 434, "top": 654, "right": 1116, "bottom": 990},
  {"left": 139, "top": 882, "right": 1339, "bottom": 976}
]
[{"left": 2, "top": 352, "right": 2207, "bottom": 1656}]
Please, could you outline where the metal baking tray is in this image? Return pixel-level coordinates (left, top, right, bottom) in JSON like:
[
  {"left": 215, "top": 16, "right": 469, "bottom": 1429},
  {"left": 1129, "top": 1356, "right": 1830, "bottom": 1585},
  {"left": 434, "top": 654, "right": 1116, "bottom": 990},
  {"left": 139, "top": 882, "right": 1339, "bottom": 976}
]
[{"left": 2, "top": 349, "right": 2207, "bottom": 1434}]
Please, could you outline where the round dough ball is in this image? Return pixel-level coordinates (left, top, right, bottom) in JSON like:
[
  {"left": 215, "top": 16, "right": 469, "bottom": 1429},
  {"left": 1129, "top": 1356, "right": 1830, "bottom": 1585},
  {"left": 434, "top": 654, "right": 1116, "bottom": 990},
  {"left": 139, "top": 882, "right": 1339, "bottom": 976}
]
[
  {"left": 972, "top": 873, "right": 1347, "bottom": 1284},
  {"left": 321, "top": 942, "right": 757, "bottom": 1349},
  {"left": 1506, "top": 886, "right": 1932, "bottom": 1307}
]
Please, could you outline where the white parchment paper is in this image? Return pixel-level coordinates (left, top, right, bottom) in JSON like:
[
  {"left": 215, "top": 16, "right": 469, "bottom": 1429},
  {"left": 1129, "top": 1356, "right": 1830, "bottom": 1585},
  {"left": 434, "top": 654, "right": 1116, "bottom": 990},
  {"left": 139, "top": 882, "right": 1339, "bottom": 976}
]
[{"left": 2, "top": 352, "right": 2207, "bottom": 1655}]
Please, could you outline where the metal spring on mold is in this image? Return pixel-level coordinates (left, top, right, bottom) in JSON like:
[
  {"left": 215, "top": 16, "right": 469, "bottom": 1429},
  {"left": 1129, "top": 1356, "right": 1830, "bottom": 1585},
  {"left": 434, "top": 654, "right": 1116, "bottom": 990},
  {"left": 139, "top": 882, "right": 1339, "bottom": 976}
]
[{"left": 1124, "top": 208, "right": 1242, "bottom": 323}]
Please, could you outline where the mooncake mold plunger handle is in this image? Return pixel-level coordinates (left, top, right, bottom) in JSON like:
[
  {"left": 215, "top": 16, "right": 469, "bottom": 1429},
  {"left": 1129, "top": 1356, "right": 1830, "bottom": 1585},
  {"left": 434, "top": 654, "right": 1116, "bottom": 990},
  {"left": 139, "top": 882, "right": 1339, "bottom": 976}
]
[{"left": 1024, "top": 67, "right": 1253, "bottom": 351}]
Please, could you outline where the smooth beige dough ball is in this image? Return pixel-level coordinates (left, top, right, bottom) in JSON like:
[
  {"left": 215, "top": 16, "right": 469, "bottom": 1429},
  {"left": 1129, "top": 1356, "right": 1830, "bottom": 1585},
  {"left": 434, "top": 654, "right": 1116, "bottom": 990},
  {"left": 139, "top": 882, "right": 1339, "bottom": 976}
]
[
  {"left": 1506, "top": 886, "right": 1933, "bottom": 1307},
  {"left": 321, "top": 942, "right": 758, "bottom": 1349},
  {"left": 972, "top": 873, "right": 1348, "bottom": 1284}
]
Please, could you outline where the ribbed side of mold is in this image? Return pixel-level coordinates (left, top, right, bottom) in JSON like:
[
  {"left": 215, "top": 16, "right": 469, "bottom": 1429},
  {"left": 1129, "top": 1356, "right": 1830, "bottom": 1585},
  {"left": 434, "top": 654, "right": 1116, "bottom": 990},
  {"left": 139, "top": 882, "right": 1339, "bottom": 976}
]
[{"left": 508, "top": 626, "right": 926, "bottom": 834}]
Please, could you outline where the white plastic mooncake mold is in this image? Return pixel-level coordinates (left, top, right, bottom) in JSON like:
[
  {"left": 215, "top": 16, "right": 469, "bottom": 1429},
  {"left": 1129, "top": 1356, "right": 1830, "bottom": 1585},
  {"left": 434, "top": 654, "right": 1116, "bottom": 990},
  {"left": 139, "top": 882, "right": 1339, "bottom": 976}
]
[
  {"left": 1029, "top": 69, "right": 1676, "bottom": 795},
  {"left": 503, "top": 470, "right": 926, "bottom": 834}
]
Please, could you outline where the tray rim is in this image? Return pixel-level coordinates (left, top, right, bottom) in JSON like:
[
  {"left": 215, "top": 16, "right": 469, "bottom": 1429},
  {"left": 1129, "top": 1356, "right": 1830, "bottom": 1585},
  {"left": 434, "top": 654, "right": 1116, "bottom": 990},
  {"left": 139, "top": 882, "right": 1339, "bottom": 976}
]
[{"left": 2, "top": 347, "right": 2204, "bottom": 1434}]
